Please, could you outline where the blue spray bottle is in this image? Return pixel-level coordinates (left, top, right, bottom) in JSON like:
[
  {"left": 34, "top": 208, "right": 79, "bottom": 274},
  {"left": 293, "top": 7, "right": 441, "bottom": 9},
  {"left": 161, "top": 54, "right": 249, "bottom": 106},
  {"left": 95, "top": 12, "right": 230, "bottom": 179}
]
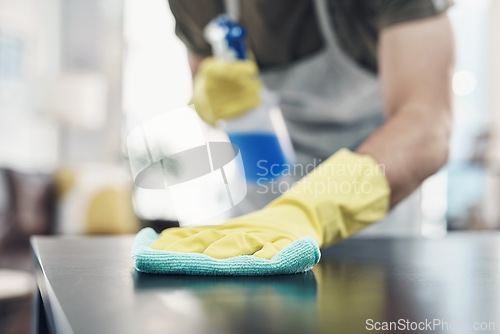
[{"left": 204, "top": 15, "right": 295, "bottom": 184}]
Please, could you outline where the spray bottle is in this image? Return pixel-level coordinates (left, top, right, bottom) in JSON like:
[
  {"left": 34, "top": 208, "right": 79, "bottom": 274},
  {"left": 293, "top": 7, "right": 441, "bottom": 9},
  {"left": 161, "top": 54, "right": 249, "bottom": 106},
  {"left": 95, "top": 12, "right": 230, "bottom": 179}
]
[{"left": 204, "top": 15, "right": 295, "bottom": 184}]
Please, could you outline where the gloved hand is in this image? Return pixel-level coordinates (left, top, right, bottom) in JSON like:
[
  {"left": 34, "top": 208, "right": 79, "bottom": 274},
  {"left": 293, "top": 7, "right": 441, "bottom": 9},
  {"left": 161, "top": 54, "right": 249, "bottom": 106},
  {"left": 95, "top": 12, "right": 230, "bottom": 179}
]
[
  {"left": 151, "top": 149, "right": 391, "bottom": 259},
  {"left": 190, "top": 57, "right": 262, "bottom": 125}
]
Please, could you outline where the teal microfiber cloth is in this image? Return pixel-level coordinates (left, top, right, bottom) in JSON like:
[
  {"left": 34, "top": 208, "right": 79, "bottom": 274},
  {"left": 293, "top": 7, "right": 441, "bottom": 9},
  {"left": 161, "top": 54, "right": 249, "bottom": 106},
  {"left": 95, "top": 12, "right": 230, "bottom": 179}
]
[{"left": 131, "top": 228, "right": 321, "bottom": 276}]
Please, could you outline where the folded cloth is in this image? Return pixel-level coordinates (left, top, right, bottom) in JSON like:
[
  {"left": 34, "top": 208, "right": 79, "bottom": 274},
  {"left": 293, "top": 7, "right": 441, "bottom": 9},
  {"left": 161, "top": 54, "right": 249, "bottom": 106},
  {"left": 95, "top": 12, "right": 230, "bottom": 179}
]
[{"left": 131, "top": 228, "right": 320, "bottom": 276}]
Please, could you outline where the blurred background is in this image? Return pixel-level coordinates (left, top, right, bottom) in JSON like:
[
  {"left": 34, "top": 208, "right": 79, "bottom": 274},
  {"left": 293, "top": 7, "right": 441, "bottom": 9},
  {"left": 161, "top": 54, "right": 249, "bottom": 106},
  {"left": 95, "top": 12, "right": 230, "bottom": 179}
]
[{"left": 0, "top": 0, "right": 499, "bottom": 332}]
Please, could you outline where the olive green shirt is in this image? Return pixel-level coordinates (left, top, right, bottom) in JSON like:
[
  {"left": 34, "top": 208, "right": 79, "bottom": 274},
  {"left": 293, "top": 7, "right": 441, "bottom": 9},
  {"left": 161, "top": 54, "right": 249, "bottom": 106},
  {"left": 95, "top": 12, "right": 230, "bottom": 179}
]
[{"left": 168, "top": 0, "right": 452, "bottom": 73}]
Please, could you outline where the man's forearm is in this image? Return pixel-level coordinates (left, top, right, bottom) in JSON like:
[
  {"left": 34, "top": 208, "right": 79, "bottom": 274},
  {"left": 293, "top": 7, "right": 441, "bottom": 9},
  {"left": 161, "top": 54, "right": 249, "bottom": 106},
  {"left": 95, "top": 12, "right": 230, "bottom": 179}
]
[
  {"left": 356, "top": 102, "right": 452, "bottom": 207},
  {"left": 360, "top": 15, "right": 455, "bottom": 208}
]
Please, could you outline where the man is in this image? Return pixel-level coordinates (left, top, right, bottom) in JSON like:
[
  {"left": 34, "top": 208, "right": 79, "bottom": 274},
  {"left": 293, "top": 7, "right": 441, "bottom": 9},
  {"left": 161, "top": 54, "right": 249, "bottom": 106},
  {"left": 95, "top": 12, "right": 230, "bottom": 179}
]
[{"left": 149, "top": 0, "right": 455, "bottom": 259}]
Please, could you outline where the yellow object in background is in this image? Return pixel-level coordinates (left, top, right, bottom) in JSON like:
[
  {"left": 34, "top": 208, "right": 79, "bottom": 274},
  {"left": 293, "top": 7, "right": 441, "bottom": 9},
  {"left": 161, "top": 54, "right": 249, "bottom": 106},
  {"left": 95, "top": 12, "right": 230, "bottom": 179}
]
[
  {"left": 85, "top": 188, "right": 138, "bottom": 235},
  {"left": 55, "top": 168, "right": 77, "bottom": 199},
  {"left": 151, "top": 149, "right": 390, "bottom": 259},
  {"left": 190, "top": 57, "right": 262, "bottom": 125},
  {"left": 55, "top": 164, "right": 139, "bottom": 235}
]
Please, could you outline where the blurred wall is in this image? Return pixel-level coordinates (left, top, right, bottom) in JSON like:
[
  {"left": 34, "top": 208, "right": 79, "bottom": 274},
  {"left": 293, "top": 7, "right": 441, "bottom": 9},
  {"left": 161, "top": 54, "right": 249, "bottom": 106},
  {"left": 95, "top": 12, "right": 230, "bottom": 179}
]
[
  {"left": 122, "top": 0, "right": 192, "bottom": 221},
  {"left": 0, "top": 0, "right": 59, "bottom": 172},
  {"left": 0, "top": 0, "right": 137, "bottom": 238},
  {"left": 423, "top": 0, "right": 500, "bottom": 233},
  {"left": 58, "top": 0, "right": 123, "bottom": 163},
  {"left": 0, "top": 0, "right": 124, "bottom": 168},
  {"left": 483, "top": 0, "right": 500, "bottom": 229},
  {"left": 446, "top": 0, "right": 498, "bottom": 230}
]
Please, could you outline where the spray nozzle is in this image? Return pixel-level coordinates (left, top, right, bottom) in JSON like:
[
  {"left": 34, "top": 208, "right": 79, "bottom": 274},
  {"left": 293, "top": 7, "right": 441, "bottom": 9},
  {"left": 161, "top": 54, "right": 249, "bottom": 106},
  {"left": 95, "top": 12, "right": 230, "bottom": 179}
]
[{"left": 204, "top": 14, "right": 248, "bottom": 61}]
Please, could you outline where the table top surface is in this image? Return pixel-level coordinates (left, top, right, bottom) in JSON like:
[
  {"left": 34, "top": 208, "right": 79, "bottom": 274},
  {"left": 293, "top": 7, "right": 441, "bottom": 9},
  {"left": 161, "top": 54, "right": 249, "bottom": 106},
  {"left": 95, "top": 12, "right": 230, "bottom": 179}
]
[{"left": 32, "top": 232, "right": 500, "bottom": 334}]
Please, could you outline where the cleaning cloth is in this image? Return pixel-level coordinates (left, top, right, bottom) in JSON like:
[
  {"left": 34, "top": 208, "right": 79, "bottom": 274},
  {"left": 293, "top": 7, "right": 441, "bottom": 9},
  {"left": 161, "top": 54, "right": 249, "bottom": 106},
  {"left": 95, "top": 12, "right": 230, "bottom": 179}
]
[{"left": 131, "top": 228, "right": 320, "bottom": 276}]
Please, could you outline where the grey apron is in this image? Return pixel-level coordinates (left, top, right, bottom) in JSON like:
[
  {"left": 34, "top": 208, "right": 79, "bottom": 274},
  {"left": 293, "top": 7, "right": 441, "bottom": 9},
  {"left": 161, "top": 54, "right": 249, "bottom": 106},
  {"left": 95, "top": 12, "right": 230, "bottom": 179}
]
[{"left": 228, "top": 0, "right": 421, "bottom": 236}]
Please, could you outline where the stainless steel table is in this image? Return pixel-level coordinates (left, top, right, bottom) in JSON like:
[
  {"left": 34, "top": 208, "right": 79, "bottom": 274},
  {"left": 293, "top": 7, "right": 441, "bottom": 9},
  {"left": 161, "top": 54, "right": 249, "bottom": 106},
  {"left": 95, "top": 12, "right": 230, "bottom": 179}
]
[{"left": 31, "top": 233, "right": 500, "bottom": 334}]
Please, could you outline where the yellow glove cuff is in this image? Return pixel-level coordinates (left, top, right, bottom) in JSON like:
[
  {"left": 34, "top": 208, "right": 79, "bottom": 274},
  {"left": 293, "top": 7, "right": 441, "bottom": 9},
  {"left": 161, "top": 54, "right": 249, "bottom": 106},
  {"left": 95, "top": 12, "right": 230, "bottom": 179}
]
[{"left": 268, "top": 149, "right": 391, "bottom": 247}]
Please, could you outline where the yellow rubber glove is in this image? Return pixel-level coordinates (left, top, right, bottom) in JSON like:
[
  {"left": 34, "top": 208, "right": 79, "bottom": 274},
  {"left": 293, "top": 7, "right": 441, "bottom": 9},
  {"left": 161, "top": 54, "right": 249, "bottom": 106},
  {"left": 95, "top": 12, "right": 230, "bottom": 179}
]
[
  {"left": 151, "top": 149, "right": 390, "bottom": 259},
  {"left": 191, "top": 57, "right": 262, "bottom": 125}
]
